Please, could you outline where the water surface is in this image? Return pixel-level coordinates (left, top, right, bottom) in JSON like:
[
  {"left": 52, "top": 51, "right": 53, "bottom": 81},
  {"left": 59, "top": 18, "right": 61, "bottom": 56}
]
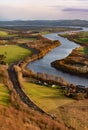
[{"left": 27, "top": 28, "right": 88, "bottom": 86}]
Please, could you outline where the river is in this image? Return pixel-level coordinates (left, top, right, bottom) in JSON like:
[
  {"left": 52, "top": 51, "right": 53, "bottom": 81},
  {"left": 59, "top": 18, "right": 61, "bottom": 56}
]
[{"left": 27, "top": 28, "right": 88, "bottom": 86}]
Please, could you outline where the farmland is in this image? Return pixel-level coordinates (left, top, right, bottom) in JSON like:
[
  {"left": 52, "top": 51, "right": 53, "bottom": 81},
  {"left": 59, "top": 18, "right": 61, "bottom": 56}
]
[
  {"left": 23, "top": 81, "right": 74, "bottom": 115},
  {"left": 0, "top": 27, "right": 88, "bottom": 130},
  {"left": 0, "top": 45, "right": 31, "bottom": 64}
]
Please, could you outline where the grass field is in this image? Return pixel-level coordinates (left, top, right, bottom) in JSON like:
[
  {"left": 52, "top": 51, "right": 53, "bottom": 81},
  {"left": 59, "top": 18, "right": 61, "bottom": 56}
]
[
  {"left": 0, "top": 45, "right": 31, "bottom": 64},
  {"left": 23, "top": 82, "right": 88, "bottom": 130},
  {"left": 0, "top": 31, "right": 18, "bottom": 37},
  {"left": 77, "top": 37, "right": 88, "bottom": 43},
  {"left": 60, "top": 31, "right": 88, "bottom": 45},
  {"left": 0, "top": 83, "right": 10, "bottom": 106},
  {"left": 41, "top": 31, "right": 50, "bottom": 35},
  {"left": 78, "top": 47, "right": 88, "bottom": 55},
  {"left": 74, "top": 37, "right": 88, "bottom": 45},
  {"left": 59, "top": 100, "right": 88, "bottom": 130},
  {"left": 23, "top": 82, "right": 74, "bottom": 115},
  {"left": 0, "top": 31, "right": 8, "bottom": 36}
]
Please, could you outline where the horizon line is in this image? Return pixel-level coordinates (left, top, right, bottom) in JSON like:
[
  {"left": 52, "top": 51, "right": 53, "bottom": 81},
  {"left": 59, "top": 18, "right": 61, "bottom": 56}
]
[{"left": 0, "top": 19, "right": 88, "bottom": 21}]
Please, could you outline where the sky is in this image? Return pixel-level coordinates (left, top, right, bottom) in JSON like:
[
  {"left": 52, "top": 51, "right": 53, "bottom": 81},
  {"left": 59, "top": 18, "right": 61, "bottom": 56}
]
[{"left": 0, "top": 0, "right": 88, "bottom": 20}]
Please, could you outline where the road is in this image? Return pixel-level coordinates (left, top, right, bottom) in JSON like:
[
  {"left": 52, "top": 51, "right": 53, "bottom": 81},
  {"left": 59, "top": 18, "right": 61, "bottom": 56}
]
[{"left": 8, "top": 63, "right": 46, "bottom": 114}]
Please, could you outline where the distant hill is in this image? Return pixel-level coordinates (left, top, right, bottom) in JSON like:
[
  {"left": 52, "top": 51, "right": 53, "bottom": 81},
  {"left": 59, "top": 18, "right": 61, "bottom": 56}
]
[{"left": 0, "top": 20, "right": 88, "bottom": 27}]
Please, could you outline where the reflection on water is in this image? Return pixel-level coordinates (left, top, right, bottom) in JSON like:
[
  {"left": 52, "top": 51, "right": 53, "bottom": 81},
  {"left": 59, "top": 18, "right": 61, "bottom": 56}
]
[{"left": 27, "top": 28, "right": 88, "bottom": 86}]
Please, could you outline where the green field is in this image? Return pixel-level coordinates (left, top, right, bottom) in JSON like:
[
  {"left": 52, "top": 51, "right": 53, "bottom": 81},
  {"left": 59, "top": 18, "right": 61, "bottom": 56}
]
[
  {"left": 23, "top": 82, "right": 74, "bottom": 115},
  {"left": 77, "top": 37, "right": 88, "bottom": 43},
  {"left": 61, "top": 31, "right": 88, "bottom": 46},
  {"left": 60, "top": 31, "right": 88, "bottom": 42},
  {"left": 0, "top": 31, "right": 18, "bottom": 37},
  {"left": 0, "top": 31, "right": 8, "bottom": 36},
  {"left": 74, "top": 37, "right": 88, "bottom": 45},
  {"left": 0, "top": 84, "right": 10, "bottom": 106},
  {"left": 0, "top": 45, "right": 31, "bottom": 64},
  {"left": 41, "top": 31, "right": 50, "bottom": 35},
  {"left": 59, "top": 33, "right": 68, "bottom": 37},
  {"left": 78, "top": 47, "right": 88, "bottom": 55}
]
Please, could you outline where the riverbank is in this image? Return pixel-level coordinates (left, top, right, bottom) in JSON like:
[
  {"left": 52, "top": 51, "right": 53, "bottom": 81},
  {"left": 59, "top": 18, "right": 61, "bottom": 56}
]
[
  {"left": 8, "top": 29, "right": 88, "bottom": 128},
  {"left": 0, "top": 29, "right": 69, "bottom": 130},
  {"left": 0, "top": 27, "right": 88, "bottom": 130},
  {"left": 0, "top": 65, "right": 68, "bottom": 130},
  {"left": 18, "top": 37, "right": 73, "bottom": 87},
  {"left": 51, "top": 47, "right": 88, "bottom": 78},
  {"left": 52, "top": 31, "right": 88, "bottom": 78},
  {"left": 19, "top": 37, "right": 61, "bottom": 67},
  {"left": 59, "top": 31, "right": 88, "bottom": 47}
]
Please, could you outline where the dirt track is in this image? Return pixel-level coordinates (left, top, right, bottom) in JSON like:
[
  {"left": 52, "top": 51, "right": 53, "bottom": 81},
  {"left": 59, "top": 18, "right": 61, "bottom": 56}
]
[{"left": 8, "top": 63, "right": 47, "bottom": 114}]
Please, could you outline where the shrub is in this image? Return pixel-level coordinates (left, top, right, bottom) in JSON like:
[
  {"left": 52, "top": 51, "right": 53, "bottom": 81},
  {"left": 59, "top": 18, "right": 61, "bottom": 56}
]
[{"left": 72, "top": 93, "right": 85, "bottom": 100}]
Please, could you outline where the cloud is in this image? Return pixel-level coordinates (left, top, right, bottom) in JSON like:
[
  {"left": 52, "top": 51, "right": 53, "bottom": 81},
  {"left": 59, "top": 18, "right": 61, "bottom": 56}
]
[
  {"left": 0, "top": 0, "right": 88, "bottom": 20},
  {"left": 63, "top": 8, "right": 88, "bottom": 12}
]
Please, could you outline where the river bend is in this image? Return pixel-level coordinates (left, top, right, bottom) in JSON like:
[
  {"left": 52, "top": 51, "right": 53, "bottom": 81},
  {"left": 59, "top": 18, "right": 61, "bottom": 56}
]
[{"left": 27, "top": 29, "right": 88, "bottom": 86}]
